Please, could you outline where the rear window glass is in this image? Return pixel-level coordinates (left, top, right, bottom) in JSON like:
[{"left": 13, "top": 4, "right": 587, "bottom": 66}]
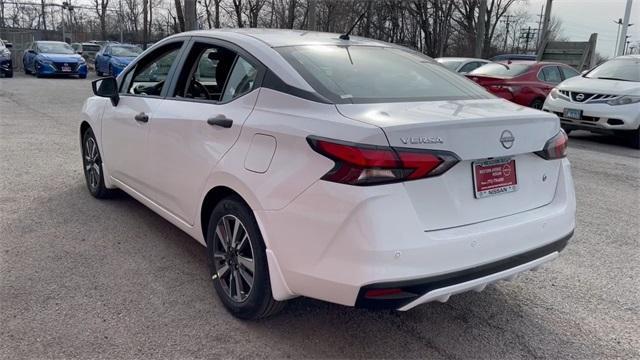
[
  {"left": 468, "top": 63, "right": 531, "bottom": 77},
  {"left": 276, "top": 45, "right": 490, "bottom": 104},
  {"left": 83, "top": 45, "right": 101, "bottom": 52},
  {"left": 437, "top": 59, "right": 463, "bottom": 70}
]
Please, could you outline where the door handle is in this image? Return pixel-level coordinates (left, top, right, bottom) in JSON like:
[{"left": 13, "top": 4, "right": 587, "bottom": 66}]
[
  {"left": 207, "top": 115, "right": 233, "bottom": 128},
  {"left": 134, "top": 112, "right": 149, "bottom": 123}
]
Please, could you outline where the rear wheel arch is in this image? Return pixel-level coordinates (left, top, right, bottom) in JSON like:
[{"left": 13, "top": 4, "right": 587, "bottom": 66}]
[{"left": 200, "top": 186, "right": 252, "bottom": 241}]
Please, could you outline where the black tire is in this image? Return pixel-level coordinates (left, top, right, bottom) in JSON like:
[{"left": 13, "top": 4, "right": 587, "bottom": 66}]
[
  {"left": 4, "top": 70, "right": 12, "bottom": 78},
  {"left": 96, "top": 67, "right": 103, "bottom": 76},
  {"left": 79, "top": 74, "right": 87, "bottom": 79},
  {"left": 628, "top": 128, "right": 640, "bottom": 150},
  {"left": 530, "top": 98, "right": 544, "bottom": 110},
  {"left": 206, "top": 196, "right": 285, "bottom": 320},
  {"left": 81, "top": 127, "right": 114, "bottom": 198},
  {"left": 24, "top": 64, "right": 31, "bottom": 75}
]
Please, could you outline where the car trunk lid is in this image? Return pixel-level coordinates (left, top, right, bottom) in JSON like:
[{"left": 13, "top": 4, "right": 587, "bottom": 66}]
[{"left": 336, "top": 99, "right": 562, "bottom": 231}]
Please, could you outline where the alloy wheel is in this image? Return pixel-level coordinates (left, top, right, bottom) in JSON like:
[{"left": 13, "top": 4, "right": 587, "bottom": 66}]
[
  {"left": 83, "top": 136, "right": 101, "bottom": 190},
  {"left": 213, "top": 215, "right": 255, "bottom": 303}
]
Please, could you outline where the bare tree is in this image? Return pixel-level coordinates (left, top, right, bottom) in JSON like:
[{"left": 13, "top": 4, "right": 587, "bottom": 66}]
[{"left": 93, "top": 0, "right": 110, "bottom": 40}]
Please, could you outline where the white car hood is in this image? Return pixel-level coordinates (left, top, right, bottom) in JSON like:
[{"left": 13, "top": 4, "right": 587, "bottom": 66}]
[{"left": 557, "top": 76, "right": 640, "bottom": 96}]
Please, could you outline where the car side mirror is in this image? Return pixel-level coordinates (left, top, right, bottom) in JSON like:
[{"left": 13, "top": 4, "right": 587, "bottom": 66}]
[
  {"left": 5, "top": 42, "right": 12, "bottom": 49},
  {"left": 92, "top": 77, "right": 119, "bottom": 106},
  {"left": 77, "top": 51, "right": 83, "bottom": 55}
]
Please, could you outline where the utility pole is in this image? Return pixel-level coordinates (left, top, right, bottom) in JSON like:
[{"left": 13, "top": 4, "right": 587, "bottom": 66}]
[
  {"left": 540, "top": 0, "right": 553, "bottom": 47},
  {"left": 501, "top": 14, "right": 514, "bottom": 52},
  {"left": 520, "top": 26, "right": 535, "bottom": 53},
  {"left": 617, "top": 0, "right": 634, "bottom": 56},
  {"left": 475, "top": 0, "right": 487, "bottom": 58},
  {"left": 536, "top": 5, "right": 544, "bottom": 48},
  {"left": 308, "top": 0, "right": 317, "bottom": 31},
  {"left": 184, "top": 0, "right": 196, "bottom": 31},
  {"left": 614, "top": 18, "right": 635, "bottom": 55}
]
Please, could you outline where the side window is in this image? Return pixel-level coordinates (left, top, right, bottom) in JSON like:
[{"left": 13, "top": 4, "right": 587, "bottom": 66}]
[
  {"left": 540, "top": 66, "right": 562, "bottom": 83},
  {"left": 125, "top": 43, "right": 182, "bottom": 97},
  {"left": 221, "top": 57, "right": 259, "bottom": 102},
  {"left": 560, "top": 66, "right": 579, "bottom": 80},
  {"left": 171, "top": 42, "right": 238, "bottom": 102}
]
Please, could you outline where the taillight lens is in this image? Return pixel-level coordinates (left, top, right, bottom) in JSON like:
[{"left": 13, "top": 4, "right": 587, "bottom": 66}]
[
  {"left": 535, "top": 130, "right": 568, "bottom": 160},
  {"left": 307, "top": 136, "right": 459, "bottom": 185}
]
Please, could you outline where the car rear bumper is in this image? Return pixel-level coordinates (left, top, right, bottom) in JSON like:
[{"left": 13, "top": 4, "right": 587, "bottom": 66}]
[
  {"left": 258, "top": 158, "right": 576, "bottom": 308},
  {"left": 544, "top": 97, "right": 640, "bottom": 131},
  {"left": 356, "top": 233, "right": 569, "bottom": 310}
]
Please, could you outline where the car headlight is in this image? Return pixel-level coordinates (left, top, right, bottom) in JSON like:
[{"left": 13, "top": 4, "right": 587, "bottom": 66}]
[
  {"left": 0, "top": 49, "right": 10, "bottom": 58},
  {"left": 607, "top": 96, "right": 640, "bottom": 106},
  {"left": 549, "top": 88, "right": 559, "bottom": 99},
  {"left": 78, "top": 57, "right": 86, "bottom": 64}
]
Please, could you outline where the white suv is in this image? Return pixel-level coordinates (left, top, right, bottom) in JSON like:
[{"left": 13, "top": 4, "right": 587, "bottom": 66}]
[
  {"left": 81, "top": 29, "right": 576, "bottom": 319},
  {"left": 544, "top": 55, "right": 640, "bottom": 148}
]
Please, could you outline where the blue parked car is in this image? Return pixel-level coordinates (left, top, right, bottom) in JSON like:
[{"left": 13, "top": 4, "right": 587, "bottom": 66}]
[
  {"left": 22, "top": 41, "right": 88, "bottom": 78},
  {"left": 95, "top": 44, "right": 143, "bottom": 77}
]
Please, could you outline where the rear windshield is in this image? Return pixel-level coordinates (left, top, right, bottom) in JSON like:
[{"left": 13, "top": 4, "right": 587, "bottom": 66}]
[
  {"left": 468, "top": 63, "right": 531, "bottom": 77},
  {"left": 276, "top": 45, "right": 490, "bottom": 104},
  {"left": 586, "top": 58, "right": 640, "bottom": 82},
  {"left": 83, "top": 44, "right": 101, "bottom": 52}
]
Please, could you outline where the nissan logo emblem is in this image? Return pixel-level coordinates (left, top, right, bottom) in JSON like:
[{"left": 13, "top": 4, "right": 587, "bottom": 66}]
[
  {"left": 576, "top": 93, "right": 585, "bottom": 101},
  {"left": 500, "top": 130, "right": 515, "bottom": 149}
]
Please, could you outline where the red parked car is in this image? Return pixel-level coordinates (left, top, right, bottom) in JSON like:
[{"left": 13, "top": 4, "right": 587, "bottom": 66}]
[{"left": 466, "top": 61, "right": 580, "bottom": 109}]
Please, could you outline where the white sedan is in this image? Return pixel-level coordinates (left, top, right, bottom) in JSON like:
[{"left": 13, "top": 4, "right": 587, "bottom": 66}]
[
  {"left": 544, "top": 55, "right": 640, "bottom": 148},
  {"left": 81, "top": 29, "right": 575, "bottom": 319}
]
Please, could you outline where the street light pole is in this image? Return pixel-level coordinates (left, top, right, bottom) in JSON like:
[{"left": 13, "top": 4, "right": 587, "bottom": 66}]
[{"left": 617, "top": 0, "right": 633, "bottom": 56}]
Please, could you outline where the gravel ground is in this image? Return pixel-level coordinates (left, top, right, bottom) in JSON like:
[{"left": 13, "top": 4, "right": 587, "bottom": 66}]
[{"left": 1, "top": 73, "right": 639, "bottom": 359}]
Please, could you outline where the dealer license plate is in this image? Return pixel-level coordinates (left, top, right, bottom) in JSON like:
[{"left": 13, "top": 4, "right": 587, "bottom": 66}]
[{"left": 472, "top": 158, "right": 518, "bottom": 199}]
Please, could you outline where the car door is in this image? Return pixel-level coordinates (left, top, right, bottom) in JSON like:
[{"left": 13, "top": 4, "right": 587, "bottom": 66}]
[
  {"left": 145, "top": 38, "right": 264, "bottom": 224},
  {"left": 99, "top": 46, "right": 111, "bottom": 74},
  {"left": 100, "top": 40, "right": 186, "bottom": 195}
]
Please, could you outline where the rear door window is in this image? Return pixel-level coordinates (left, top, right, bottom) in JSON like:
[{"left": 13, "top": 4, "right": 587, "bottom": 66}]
[{"left": 540, "top": 66, "right": 562, "bottom": 83}]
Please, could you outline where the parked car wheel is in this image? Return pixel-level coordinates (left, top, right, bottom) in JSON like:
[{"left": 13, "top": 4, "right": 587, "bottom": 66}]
[
  {"left": 81, "top": 127, "right": 114, "bottom": 198},
  {"left": 206, "top": 197, "right": 285, "bottom": 320},
  {"left": 79, "top": 74, "right": 87, "bottom": 79},
  {"left": 96, "top": 66, "right": 103, "bottom": 76},
  {"left": 4, "top": 70, "right": 13, "bottom": 78},
  {"left": 23, "top": 63, "right": 31, "bottom": 75},
  {"left": 626, "top": 128, "right": 640, "bottom": 149}
]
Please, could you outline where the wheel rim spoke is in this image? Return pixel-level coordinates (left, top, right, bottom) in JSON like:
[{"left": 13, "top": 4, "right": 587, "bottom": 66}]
[
  {"left": 212, "top": 214, "right": 255, "bottom": 303},
  {"left": 238, "top": 255, "right": 254, "bottom": 274}
]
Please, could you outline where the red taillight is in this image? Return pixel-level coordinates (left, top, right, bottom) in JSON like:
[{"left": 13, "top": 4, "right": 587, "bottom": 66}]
[
  {"left": 535, "top": 130, "right": 568, "bottom": 160},
  {"left": 307, "top": 136, "right": 459, "bottom": 185}
]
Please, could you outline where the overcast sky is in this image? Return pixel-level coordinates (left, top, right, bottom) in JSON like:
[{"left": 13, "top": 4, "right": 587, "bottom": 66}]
[{"left": 518, "top": 0, "right": 639, "bottom": 58}]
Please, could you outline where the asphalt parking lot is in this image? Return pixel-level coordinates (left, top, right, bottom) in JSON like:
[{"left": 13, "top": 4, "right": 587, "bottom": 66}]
[{"left": 1, "top": 73, "right": 639, "bottom": 359}]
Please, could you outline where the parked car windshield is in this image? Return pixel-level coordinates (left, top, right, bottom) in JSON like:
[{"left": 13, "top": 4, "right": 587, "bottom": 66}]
[
  {"left": 37, "top": 42, "right": 74, "bottom": 54},
  {"left": 276, "top": 45, "right": 490, "bottom": 104},
  {"left": 468, "top": 63, "right": 531, "bottom": 77},
  {"left": 586, "top": 58, "right": 640, "bottom": 82},
  {"left": 111, "top": 45, "right": 143, "bottom": 57},
  {"left": 436, "top": 59, "right": 464, "bottom": 70}
]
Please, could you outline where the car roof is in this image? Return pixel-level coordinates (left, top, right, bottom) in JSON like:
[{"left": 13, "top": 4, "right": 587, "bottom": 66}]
[
  {"left": 436, "top": 57, "right": 488, "bottom": 62},
  {"left": 188, "top": 28, "right": 391, "bottom": 48},
  {"left": 614, "top": 55, "right": 640, "bottom": 60},
  {"left": 36, "top": 40, "right": 67, "bottom": 44}
]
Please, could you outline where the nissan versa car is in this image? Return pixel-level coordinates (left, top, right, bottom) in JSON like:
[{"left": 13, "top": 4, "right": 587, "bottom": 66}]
[
  {"left": 80, "top": 29, "right": 575, "bottom": 319},
  {"left": 544, "top": 55, "right": 640, "bottom": 148},
  {"left": 95, "top": 44, "right": 143, "bottom": 77},
  {"left": 23, "top": 41, "right": 88, "bottom": 78}
]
